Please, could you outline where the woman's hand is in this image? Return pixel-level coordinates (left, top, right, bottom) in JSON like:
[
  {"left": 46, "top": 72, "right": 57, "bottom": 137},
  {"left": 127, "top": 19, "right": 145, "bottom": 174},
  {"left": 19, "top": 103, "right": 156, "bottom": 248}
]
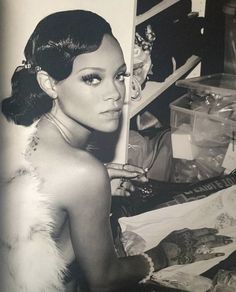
[
  {"left": 158, "top": 228, "right": 233, "bottom": 266},
  {"left": 105, "top": 163, "right": 148, "bottom": 196}
]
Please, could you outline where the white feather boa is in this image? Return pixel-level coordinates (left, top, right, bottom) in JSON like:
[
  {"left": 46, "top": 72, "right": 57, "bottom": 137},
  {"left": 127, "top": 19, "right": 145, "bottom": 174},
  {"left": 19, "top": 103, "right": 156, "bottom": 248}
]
[{"left": 0, "top": 114, "right": 68, "bottom": 291}]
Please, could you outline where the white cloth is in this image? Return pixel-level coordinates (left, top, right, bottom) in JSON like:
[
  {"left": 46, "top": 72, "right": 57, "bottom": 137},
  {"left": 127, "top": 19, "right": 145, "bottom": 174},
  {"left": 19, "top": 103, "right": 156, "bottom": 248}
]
[{"left": 119, "top": 185, "right": 236, "bottom": 279}]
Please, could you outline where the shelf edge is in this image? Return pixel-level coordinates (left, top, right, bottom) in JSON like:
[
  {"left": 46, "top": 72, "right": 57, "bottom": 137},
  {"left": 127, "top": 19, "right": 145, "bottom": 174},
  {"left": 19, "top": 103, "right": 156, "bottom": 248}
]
[
  {"left": 129, "top": 55, "right": 201, "bottom": 118},
  {"left": 136, "top": 0, "right": 181, "bottom": 25}
]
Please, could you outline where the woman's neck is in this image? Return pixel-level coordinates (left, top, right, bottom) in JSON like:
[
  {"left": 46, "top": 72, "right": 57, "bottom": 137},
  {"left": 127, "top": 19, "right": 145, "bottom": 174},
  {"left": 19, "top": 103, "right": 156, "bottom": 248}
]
[{"left": 42, "top": 107, "right": 92, "bottom": 149}]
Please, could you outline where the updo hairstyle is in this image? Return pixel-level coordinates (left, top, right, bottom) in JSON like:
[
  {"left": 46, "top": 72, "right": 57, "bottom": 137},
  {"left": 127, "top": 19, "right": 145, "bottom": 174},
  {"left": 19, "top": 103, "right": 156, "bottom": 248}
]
[{"left": 2, "top": 10, "right": 113, "bottom": 125}]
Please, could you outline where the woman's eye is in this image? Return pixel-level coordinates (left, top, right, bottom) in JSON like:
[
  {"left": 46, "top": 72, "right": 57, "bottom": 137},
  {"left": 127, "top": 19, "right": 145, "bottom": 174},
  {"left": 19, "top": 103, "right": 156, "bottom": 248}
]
[
  {"left": 116, "top": 72, "right": 130, "bottom": 83},
  {"left": 117, "top": 74, "right": 125, "bottom": 82},
  {"left": 82, "top": 74, "right": 101, "bottom": 86}
]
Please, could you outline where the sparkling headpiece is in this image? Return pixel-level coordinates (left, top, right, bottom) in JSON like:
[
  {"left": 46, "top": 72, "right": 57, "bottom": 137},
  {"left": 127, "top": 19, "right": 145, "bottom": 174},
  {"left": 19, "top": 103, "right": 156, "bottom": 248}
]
[{"left": 22, "top": 60, "right": 41, "bottom": 72}]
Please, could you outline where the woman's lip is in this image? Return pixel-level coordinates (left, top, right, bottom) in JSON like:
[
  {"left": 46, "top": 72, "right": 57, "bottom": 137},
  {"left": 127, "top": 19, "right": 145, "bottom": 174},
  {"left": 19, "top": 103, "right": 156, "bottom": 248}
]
[
  {"left": 101, "top": 109, "right": 122, "bottom": 118},
  {"left": 101, "top": 108, "right": 122, "bottom": 113}
]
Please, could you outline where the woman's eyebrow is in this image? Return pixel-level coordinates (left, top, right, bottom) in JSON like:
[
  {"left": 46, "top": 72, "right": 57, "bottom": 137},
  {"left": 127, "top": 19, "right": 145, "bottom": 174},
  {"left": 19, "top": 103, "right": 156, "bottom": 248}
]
[
  {"left": 77, "top": 67, "right": 106, "bottom": 73},
  {"left": 77, "top": 63, "right": 127, "bottom": 74},
  {"left": 116, "top": 63, "right": 127, "bottom": 72}
]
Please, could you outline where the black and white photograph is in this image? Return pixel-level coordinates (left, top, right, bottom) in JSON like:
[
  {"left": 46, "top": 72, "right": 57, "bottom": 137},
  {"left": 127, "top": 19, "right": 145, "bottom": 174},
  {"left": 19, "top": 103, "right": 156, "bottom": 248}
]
[{"left": 0, "top": 1, "right": 236, "bottom": 291}]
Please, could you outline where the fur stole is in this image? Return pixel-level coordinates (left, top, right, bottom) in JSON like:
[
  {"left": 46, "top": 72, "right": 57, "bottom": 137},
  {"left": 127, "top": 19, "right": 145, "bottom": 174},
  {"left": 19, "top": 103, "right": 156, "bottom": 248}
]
[{"left": 0, "top": 114, "right": 68, "bottom": 291}]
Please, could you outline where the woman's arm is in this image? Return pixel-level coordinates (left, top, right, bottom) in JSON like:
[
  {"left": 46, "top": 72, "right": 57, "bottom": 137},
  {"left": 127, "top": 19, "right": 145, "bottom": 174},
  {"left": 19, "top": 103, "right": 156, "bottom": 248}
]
[
  {"left": 60, "top": 155, "right": 155, "bottom": 291},
  {"left": 56, "top": 219, "right": 75, "bottom": 265},
  {"left": 55, "top": 162, "right": 148, "bottom": 264}
]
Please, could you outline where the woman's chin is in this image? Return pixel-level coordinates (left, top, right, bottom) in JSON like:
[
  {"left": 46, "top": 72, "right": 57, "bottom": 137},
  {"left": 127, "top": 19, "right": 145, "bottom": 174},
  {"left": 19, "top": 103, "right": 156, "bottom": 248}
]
[{"left": 97, "top": 120, "right": 120, "bottom": 133}]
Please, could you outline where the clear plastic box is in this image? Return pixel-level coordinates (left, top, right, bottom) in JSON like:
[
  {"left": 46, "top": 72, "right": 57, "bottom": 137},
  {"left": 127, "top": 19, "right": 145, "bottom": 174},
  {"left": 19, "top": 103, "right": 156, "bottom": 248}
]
[{"left": 170, "top": 73, "right": 236, "bottom": 182}]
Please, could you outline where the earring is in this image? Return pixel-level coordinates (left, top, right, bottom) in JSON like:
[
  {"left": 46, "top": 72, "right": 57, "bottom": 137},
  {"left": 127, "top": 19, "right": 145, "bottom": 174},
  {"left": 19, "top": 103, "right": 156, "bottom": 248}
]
[{"left": 52, "top": 92, "right": 58, "bottom": 99}]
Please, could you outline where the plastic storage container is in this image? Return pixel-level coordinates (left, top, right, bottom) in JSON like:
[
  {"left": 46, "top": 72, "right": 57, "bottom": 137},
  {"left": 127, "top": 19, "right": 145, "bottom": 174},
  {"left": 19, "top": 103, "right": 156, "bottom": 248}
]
[
  {"left": 170, "top": 73, "right": 236, "bottom": 182},
  {"left": 223, "top": 0, "right": 236, "bottom": 74}
]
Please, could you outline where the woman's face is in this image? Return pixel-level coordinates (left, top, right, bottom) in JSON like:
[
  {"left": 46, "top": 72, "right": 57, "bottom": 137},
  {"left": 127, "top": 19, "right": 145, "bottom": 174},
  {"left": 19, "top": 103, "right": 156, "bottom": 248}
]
[{"left": 54, "top": 34, "right": 127, "bottom": 133}]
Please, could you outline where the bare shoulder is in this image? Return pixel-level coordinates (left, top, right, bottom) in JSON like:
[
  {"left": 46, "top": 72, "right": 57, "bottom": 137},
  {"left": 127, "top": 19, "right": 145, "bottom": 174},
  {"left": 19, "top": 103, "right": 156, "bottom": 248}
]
[{"left": 41, "top": 148, "right": 111, "bottom": 211}]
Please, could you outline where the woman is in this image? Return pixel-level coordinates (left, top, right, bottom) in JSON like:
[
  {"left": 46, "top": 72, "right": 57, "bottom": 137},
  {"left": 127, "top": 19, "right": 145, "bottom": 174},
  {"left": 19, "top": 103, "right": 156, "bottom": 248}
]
[{"left": 0, "top": 10, "right": 232, "bottom": 292}]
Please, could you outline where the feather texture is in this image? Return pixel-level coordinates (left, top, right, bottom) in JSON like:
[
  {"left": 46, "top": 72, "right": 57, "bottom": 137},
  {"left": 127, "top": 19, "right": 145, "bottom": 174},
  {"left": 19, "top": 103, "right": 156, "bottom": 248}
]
[{"left": 0, "top": 114, "right": 68, "bottom": 292}]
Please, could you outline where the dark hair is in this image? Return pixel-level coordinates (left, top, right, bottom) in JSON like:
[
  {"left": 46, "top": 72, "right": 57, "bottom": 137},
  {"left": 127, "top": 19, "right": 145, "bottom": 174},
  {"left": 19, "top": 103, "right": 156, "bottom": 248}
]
[{"left": 2, "top": 10, "right": 113, "bottom": 126}]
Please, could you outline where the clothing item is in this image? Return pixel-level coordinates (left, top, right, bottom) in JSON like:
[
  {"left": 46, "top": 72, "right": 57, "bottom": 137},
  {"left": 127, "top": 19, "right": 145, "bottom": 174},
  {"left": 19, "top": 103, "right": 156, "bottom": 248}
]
[
  {"left": 128, "top": 129, "right": 172, "bottom": 181},
  {"left": 0, "top": 114, "right": 68, "bottom": 292}
]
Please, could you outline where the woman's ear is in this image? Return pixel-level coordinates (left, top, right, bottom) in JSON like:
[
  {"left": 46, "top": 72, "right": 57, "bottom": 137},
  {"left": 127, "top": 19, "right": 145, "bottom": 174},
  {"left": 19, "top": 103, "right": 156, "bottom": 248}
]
[{"left": 36, "top": 71, "right": 58, "bottom": 99}]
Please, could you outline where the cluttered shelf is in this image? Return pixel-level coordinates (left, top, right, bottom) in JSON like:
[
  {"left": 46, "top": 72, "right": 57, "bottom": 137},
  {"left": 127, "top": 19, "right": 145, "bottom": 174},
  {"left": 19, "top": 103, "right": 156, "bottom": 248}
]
[
  {"left": 136, "top": 0, "right": 181, "bottom": 25},
  {"left": 129, "top": 55, "right": 201, "bottom": 118}
]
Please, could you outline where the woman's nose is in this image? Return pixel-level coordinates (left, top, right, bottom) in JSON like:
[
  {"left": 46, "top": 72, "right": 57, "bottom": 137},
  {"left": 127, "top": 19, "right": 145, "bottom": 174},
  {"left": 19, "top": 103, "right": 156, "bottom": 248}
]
[{"left": 103, "top": 82, "right": 121, "bottom": 101}]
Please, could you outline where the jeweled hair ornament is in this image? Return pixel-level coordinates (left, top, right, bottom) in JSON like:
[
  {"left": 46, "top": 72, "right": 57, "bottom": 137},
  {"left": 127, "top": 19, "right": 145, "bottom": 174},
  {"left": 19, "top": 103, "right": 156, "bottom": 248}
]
[{"left": 22, "top": 60, "right": 41, "bottom": 72}]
